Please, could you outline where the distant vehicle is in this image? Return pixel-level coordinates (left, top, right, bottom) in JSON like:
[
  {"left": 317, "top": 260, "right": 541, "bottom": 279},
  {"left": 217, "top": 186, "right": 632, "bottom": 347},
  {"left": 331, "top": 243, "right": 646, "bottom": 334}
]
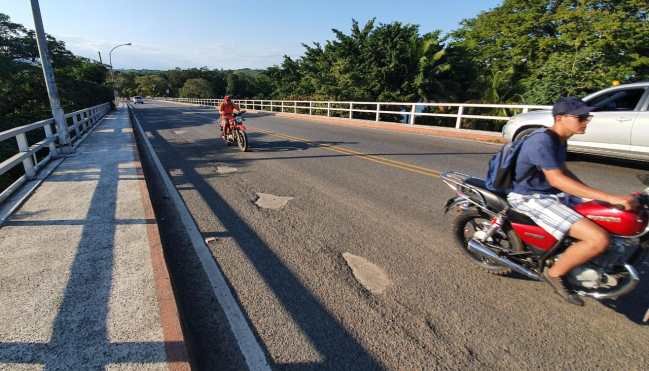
[
  {"left": 131, "top": 96, "right": 144, "bottom": 104},
  {"left": 502, "top": 82, "right": 649, "bottom": 161}
]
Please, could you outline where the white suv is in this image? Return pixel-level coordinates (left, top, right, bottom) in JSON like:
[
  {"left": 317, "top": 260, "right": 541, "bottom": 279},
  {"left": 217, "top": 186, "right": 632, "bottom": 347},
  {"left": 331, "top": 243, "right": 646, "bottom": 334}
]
[
  {"left": 131, "top": 96, "right": 144, "bottom": 104},
  {"left": 502, "top": 82, "right": 649, "bottom": 161}
]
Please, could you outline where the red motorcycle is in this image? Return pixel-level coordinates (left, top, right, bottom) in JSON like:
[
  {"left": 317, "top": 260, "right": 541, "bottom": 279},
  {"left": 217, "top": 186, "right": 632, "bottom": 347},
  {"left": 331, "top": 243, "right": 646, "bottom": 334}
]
[
  {"left": 442, "top": 171, "right": 649, "bottom": 300},
  {"left": 221, "top": 111, "right": 248, "bottom": 151}
]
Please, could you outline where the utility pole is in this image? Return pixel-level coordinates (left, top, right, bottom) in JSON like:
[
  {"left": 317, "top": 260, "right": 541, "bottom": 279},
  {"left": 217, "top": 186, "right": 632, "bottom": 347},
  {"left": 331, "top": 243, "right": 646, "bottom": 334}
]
[
  {"left": 98, "top": 51, "right": 103, "bottom": 64},
  {"left": 30, "top": 0, "right": 70, "bottom": 152}
]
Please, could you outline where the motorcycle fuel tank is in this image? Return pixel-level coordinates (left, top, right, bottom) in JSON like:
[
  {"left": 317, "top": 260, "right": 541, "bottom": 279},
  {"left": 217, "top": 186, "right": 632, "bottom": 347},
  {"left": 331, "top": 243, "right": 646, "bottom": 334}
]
[{"left": 574, "top": 201, "right": 648, "bottom": 236}]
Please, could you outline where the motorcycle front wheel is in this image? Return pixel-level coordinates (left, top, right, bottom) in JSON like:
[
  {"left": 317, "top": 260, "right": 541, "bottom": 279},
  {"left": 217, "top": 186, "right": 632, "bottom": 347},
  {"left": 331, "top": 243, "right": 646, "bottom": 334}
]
[
  {"left": 236, "top": 130, "right": 248, "bottom": 152},
  {"left": 452, "top": 209, "right": 524, "bottom": 275}
]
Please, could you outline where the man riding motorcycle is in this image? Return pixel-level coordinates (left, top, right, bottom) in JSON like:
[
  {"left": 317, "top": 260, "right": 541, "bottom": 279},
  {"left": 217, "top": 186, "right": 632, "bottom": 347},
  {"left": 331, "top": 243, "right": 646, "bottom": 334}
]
[
  {"left": 219, "top": 95, "right": 240, "bottom": 138},
  {"left": 507, "top": 97, "right": 637, "bottom": 306}
]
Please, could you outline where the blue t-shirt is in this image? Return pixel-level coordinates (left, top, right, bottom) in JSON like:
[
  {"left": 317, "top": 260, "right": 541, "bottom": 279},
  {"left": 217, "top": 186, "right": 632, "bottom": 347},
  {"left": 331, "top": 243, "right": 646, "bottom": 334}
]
[{"left": 512, "top": 130, "right": 566, "bottom": 195}]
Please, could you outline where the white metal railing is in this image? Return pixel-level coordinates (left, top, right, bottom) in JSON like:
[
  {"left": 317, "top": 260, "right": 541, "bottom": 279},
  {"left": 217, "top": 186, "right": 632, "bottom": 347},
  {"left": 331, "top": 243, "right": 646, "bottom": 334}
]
[
  {"left": 154, "top": 97, "right": 551, "bottom": 132},
  {"left": 0, "top": 102, "right": 111, "bottom": 203}
]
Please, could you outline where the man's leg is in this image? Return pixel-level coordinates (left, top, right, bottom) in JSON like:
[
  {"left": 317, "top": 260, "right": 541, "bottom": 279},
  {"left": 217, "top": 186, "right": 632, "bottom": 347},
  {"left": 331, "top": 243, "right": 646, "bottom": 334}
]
[
  {"left": 542, "top": 218, "right": 609, "bottom": 306},
  {"left": 548, "top": 218, "right": 609, "bottom": 278}
]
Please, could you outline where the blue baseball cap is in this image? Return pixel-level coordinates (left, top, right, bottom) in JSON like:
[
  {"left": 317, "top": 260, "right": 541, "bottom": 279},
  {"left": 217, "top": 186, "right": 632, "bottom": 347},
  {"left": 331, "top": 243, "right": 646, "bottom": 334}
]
[{"left": 552, "top": 96, "right": 595, "bottom": 117}]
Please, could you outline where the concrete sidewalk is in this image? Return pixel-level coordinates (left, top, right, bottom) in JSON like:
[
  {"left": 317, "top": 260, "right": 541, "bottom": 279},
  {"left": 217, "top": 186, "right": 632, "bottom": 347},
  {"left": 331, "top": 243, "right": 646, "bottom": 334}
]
[{"left": 0, "top": 107, "right": 189, "bottom": 370}]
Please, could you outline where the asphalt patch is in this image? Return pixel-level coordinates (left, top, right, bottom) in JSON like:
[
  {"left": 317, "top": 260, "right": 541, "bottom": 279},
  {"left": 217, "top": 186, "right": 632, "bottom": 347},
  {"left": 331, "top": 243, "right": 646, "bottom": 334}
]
[
  {"left": 216, "top": 166, "right": 238, "bottom": 174},
  {"left": 254, "top": 193, "right": 293, "bottom": 209},
  {"left": 342, "top": 253, "right": 393, "bottom": 295}
]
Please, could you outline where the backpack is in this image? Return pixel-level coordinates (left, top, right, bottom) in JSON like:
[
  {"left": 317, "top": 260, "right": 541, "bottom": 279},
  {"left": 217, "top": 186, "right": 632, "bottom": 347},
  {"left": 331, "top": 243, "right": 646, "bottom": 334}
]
[{"left": 485, "top": 129, "right": 548, "bottom": 193}]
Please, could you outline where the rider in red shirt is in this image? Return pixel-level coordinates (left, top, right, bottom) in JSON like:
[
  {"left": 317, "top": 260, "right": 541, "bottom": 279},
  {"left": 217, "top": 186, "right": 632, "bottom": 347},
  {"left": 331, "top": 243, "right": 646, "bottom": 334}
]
[{"left": 219, "top": 96, "right": 240, "bottom": 137}]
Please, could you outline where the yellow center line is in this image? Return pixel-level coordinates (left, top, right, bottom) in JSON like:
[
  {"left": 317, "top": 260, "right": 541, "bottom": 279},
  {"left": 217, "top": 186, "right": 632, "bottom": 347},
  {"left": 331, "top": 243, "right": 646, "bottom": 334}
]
[{"left": 252, "top": 127, "right": 441, "bottom": 178}]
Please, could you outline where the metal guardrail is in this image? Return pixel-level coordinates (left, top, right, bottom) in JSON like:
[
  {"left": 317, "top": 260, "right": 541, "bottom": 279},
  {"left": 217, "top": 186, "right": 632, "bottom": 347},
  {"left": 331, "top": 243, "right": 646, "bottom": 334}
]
[
  {"left": 0, "top": 102, "right": 111, "bottom": 203},
  {"left": 154, "top": 97, "right": 551, "bottom": 132}
]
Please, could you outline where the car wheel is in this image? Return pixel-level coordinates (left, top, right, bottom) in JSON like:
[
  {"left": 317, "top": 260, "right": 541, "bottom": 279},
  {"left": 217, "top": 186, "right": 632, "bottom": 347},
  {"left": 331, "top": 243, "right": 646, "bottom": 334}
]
[{"left": 514, "top": 127, "right": 541, "bottom": 141}]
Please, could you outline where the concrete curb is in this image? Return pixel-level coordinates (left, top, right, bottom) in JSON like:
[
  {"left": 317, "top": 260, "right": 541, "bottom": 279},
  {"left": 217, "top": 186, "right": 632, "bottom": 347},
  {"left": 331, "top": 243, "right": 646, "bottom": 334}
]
[
  {"left": 128, "top": 120, "right": 191, "bottom": 370},
  {"left": 128, "top": 105, "right": 271, "bottom": 371}
]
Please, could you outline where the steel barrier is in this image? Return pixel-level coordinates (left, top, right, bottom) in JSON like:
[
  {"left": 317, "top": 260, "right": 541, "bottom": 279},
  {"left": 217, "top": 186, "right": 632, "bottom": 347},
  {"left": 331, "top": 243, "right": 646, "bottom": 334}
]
[
  {"left": 0, "top": 102, "right": 111, "bottom": 202},
  {"left": 154, "top": 97, "right": 551, "bottom": 132}
]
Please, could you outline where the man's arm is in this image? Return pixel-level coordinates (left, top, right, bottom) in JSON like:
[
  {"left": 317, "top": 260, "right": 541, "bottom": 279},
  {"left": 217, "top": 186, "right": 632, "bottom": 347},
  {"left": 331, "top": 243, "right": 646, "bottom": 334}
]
[
  {"left": 563, "top": 166, "right": 583, "bottom": 184},
  {"left": 544, "top": 169, "right": 634, "bottom": 209}
]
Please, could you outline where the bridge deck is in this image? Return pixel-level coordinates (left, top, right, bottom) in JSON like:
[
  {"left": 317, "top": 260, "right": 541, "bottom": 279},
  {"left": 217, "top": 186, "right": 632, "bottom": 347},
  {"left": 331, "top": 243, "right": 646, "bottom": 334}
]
[{"left": 0, "top": 107, "right": 189, "bottom": 370}]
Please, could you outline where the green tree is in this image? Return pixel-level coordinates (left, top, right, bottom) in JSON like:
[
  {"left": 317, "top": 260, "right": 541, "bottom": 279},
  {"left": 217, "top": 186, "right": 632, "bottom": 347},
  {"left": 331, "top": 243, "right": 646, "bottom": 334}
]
[
  {"left": 1, "top": 13, "right": 113, "bottom": 189},
  {"left": 135, "top": 75, "right": 167, "bottom": 96},
  {"left": 179, "top": 77, "right": 214, "bottom": 98},
  {"left": 448, "top": 0, "right": 649, "bottom": 104}
]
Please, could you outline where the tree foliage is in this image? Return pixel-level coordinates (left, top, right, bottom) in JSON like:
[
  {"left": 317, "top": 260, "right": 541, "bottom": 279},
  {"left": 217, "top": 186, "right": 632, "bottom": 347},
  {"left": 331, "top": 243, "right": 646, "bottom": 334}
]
[
  {"left": 1, "top": 12, "right": 112, "bottom": 188},
  {"left": 0, "top": 13, "right": 112, "bottom": 130},
  {"left": 448, "top": 0, "right": 649, "bottom": 103},
  {"left": 180, "top": 78, "right": 213, "bottom": 98}
]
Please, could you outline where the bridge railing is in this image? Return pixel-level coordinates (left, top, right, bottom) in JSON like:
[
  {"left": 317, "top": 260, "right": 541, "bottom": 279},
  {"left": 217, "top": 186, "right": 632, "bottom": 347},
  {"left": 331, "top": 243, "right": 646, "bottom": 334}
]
[
  {"left": 0, "top": 102, "right": 111, "bottom": 203},
  {"left": 154, "top": 97, "right": 551, "bottom": 132}
]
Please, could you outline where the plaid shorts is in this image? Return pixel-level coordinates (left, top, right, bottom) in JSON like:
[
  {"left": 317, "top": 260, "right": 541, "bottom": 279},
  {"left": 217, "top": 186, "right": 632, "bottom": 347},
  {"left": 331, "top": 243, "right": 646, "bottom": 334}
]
[{"left": 507, "top": 192, "right": 584, "bottom": 240}]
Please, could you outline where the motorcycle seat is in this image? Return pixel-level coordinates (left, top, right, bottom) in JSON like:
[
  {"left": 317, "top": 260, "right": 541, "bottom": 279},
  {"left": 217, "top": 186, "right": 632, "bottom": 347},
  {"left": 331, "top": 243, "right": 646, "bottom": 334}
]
[
  {"left": 463, "top": 177, "right": 509, "bottom": 212},
  {"left": 463, "top": 177, "right": 537, "bottom": 225}
]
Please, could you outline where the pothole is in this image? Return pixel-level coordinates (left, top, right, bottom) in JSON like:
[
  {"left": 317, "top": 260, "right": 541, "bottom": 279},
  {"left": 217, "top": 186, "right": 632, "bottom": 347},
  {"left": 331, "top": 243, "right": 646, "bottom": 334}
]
[
  {"left": 254, "top": 193, "right": 293, "bottom": 209},
  {"left": 342, "top": 253, "right": 392, "bottom": 295},
  {"left": 216, "top": 166, "right": 238, "bottom": 174}
]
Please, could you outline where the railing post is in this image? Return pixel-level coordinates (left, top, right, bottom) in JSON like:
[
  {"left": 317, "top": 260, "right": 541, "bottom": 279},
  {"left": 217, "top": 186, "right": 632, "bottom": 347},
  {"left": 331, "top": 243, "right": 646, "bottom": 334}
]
[
  {"left": 294, "top": 101, "right": 297, "bottom": 114},
  {"left": 309, "top": 101, "right": 313, "bottom": 115},
  {"left": 409, "top": 104, "right": 416, "bottom": 125},
  {"left": 523, "top": 107, "right": 529, "bottom": 113},
  {"left": 327, "top": 102, "right": 331, "bottom": 117},
  {"left": 16, "top": 133, "right": 36, "bottom": 179},
  {"left": 376, "top": 104, "right": 380, "bottom": 121},
  {"left": 72, "top": 113, "right": 81, "bottom": 140},
  {"left": 349, "top": 103, "right": 353, "bottom": 119},
  {"left": 44, "top": 121, "right": 58, "bottom": 157},
  {"left": 270, "top": 100, "right": 274, "bottom": 112},
  {"left": 281, "top": 101, "right": 285, "bottom": 113},
  {"left": 455, "top": 105, "right": 464, "bottom": 129}
]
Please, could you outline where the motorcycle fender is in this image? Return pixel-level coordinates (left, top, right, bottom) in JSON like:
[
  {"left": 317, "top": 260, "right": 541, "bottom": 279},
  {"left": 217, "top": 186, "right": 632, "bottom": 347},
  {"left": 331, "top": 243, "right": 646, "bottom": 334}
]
[{"left": 444, "top": 197, "right": 470, "bottom": 214}]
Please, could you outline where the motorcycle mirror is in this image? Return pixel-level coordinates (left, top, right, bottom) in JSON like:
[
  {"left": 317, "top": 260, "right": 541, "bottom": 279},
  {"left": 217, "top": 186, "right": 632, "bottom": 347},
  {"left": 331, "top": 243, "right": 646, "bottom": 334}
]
[{"left": 637, "top": 174, "right": 649, "bottom": 186}]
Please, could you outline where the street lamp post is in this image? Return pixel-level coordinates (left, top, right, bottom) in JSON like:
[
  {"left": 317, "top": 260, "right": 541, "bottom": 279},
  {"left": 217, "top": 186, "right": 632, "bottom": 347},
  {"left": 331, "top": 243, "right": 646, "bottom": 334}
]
[
  {"left": 108, "top": 43, "right": 131, "bottom": 102},
  {"left": 30, "top": 0, "right": 69, "bottom": 152}
]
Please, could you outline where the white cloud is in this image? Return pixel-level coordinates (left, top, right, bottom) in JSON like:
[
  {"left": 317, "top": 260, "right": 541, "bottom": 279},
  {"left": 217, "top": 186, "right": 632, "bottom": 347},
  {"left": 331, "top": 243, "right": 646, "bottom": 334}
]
[{"left": 57, "top": 34, "right": 296, "bottom": 70}]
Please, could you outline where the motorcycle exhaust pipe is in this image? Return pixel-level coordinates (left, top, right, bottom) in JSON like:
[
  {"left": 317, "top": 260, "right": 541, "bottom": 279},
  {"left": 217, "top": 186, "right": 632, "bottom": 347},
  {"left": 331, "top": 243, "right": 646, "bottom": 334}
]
[{"left": 468, "top": 239, "right": 541, "bottom": 281}]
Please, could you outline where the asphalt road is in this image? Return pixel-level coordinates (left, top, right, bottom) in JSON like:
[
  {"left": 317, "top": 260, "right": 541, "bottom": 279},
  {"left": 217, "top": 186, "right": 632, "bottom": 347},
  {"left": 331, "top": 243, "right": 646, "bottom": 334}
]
[{"left": 133, "top": 101, "right": 649, "bottom": 370}]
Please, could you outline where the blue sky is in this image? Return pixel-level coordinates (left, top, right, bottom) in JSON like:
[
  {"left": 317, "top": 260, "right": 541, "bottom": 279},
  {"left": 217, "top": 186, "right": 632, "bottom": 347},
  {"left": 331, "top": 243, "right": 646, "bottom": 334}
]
[{"left": 2, "top": 0, "right": 501, "bottom": 70}]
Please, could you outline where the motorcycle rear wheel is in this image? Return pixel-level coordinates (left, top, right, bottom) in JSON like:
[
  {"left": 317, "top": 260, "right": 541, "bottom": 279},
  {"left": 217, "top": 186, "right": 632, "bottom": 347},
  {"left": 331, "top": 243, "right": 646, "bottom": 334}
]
[{"left": 452, "top": 209, "right": 525, "bottom": 275}]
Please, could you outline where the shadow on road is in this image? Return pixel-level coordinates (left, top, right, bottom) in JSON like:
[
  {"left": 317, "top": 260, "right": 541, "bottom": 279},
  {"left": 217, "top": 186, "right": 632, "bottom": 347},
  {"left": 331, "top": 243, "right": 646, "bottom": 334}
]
[
  {"left": 602, "top": 258, "right": 649, "bottom": 325},
  {"left": 146, "top": 127, "right": 385, "bottom": 369}
]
